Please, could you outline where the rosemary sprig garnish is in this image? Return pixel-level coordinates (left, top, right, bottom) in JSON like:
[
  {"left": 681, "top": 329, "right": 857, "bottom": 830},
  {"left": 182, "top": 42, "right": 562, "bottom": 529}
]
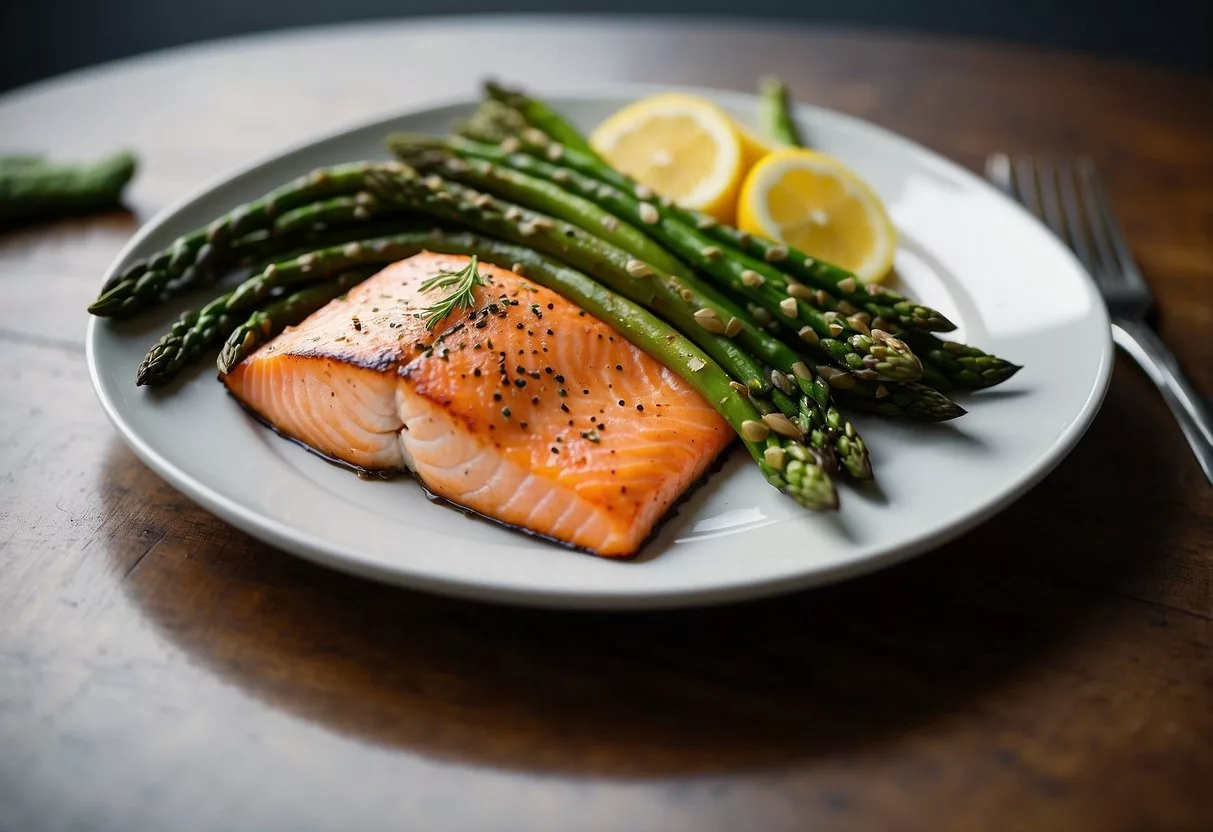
[{"left": 419, "top": 255, "right": 484, "bottom": 329}]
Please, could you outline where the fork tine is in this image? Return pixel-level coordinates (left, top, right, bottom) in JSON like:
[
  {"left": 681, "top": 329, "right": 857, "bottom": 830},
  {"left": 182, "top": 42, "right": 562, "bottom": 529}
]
[
  {"left": 1055, "top": 158, "right": 1097, "bottom": 276},
  {"left": 1076, "top": 159, "right": 1148, "bottom": 289},
  {"left": 1012, "top": 155, "right": 1041, "bottom": 218},
  {"left": 985, "top": 153, "right": 1013, "bottom": 195},
  {"left": 1075, "top": 158, "right": 1121, "bottom": 285},
  {"left": 1034, "top": 158, "right": 1071, "bottom": 244}
]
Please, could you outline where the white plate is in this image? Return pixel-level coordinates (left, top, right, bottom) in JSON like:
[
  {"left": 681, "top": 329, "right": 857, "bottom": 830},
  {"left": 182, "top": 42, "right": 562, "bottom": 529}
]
[{"left": 87, "top": 86, "right": 1112, "bottom": 610}]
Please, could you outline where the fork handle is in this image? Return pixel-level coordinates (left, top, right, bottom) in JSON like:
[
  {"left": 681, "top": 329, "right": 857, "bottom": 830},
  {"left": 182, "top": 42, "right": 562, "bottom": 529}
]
[{"left": 1112, "top": 319, "right": 1213, "bottom": 485}]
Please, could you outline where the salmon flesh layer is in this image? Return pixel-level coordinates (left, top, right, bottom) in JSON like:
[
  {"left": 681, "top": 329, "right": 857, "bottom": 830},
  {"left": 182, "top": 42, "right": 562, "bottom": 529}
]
[{"left": 222, "top": 253, "right": 733, "bottom": 556}]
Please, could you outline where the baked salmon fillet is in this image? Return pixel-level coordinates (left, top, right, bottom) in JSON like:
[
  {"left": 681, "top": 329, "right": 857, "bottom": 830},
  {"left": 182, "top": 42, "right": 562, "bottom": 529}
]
[{"left": 222, "top": 253, "right": 733, "bottom": 556}]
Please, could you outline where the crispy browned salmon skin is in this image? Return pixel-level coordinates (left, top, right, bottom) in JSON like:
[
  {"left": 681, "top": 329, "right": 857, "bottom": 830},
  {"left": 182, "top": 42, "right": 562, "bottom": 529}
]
[{"left": 223, "top": 253, "right": 732, "bottom": 556}]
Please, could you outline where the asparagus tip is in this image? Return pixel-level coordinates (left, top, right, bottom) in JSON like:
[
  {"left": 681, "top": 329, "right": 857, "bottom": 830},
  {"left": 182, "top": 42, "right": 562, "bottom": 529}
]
[
  {"left": 782, "top": 445, "right": 840, "bottom": 511},
  {"left": 759, "top": 76, "right": 788, "bottom": 95},
  {"left": 135, "top": 361, "right": 166, "bottom": 387}
]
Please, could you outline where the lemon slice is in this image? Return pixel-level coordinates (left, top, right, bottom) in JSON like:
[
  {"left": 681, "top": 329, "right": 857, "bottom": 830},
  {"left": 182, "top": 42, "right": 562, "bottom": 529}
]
[
  {"left": 737, "top": 148, "right": 896, "bottom": 283},
  {"left": 590, "top": 94, "right": 747, "bottom": 223}
]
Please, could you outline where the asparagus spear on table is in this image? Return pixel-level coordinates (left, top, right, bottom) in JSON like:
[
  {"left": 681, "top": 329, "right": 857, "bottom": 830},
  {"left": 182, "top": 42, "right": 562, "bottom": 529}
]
[{"left": 0, "top": 151, "right": 137, "bottom": 227}]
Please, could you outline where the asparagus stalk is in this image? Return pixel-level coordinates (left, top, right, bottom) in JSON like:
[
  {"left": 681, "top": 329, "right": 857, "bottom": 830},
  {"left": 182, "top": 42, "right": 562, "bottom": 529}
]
[
  {"left": 136, "top": 292, "right": 237, "bottom": 386},
  {"left": 364, "top": 169, "right": 777, "bottom": 390},
  {"left": 217, "top": 228, "right": 839, "bottom": 510},
  {"left": 707, "top": 220, "right": 956, "bottom": 333},
  {"left": 902, "top": 332, "right": 1021, "bottom": 390},
  {"left": 136, "top": 259, "right": 384, "bottom": 386},
  {"left": 473, "top": 93, "right": 1025, "bottom": 389},
  {"left": 0, "top": 151, "right": 137, "bottom": 226},
  {"left": 221, "top": 216, "right": 767, "bottom": 409},
  {"left": 387, "top": 140, "right": 877, "bottom": 474},
  {"left": 758, "top": 77, "right": 804, "bottom": 147},
  {"left": 460, "top": 99, "right": 957, "bottom": 334},
  {"left": 271, "top": 191, "right": 398, "bottom": 234},
  {"left": 455, "top": 99, "right": 531, "bottom": 146},
  {"left": 392, "top": 134, "right": 920, "bottom": 383},
  {"left": 834, "top": 381, "right": 966, "bottom": 422},
  {"left": 364, "top": 167, "right": 876, "bottom": 475},
  {"left": 250, "top": 163, "right": 855, "bottom": 475},
  {"left": 441, "top": 234, "right": 837, "bottom": 509},
  {"left": 391, "top": 135, "right": 962, "bottom": 420},
  {"left": 215, "top": 270, "right": 376, "bottom": 375},
  {"left": 484, "top": 81, "right": 599, "bottom": 159},
  {"left": 753, "top": 80, "right": 954, "bottom": 332},
  {"left": 88, "top": 162, "right": 395, "bottom": 317},
  {"left": 749, "top": 99, "right": 1022, "bottom": 390},
  {"left": 393, "top": 142, "right": 695, "bottom": 282}
]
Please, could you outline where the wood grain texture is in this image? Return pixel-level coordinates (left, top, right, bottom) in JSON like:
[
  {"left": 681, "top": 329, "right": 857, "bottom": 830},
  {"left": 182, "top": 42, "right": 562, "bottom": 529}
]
[{"left": 0, "top": 18, "right": 1211, "bottom": 832}]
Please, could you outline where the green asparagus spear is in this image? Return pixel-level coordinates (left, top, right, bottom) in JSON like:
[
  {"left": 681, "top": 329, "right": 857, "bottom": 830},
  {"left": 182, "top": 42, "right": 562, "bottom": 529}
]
[
  {"left": 135, "top": 291, "right": 236, "bottom": 386},
  {"left": 753, "top": 88, "right": 1021, "bottom": 390},
  {"left": 463, "top": 98, "right": 957, "bottom": 334},
  {"left": 247, "top": 168, "right": 853, "bottom": 478},
  {"left": 391, "top": 135, "right": 961, "bottom": 419},
  {"left": 455, "top": 99, "right": 531, "bottom": 145},
  {"left": 215, "top": 270, "right": 375, "bottom": 375},
  {"left": 369, "top": 169, "right": 870, "bottom": 456},
  {"left": 88, "top": 162, "right": 393, "bottom": 317},
  {"left": 708, "top": 222, "right": 957, "bottom": 333},
  {"left": 484, "top": 81, "right": 599, "bottom": 159},
  {"left": 0, "top": 151, "right": 136, "bottom": 227},
  {"left": 393, "top": 142, "right": 695, "bottom": 282},
  {"left": 834, "top": 381, "right": 966, "bottom": 422},
  {"left": 418, "top": 172, "right": 872, "bottom": 477},
  {"left": 429, "top": 231, "right": 837, "bottom": 509},
  {"left": 218, "top": 228, "right": 839, "bottom": 509},
  {"left": 392, "top": 134, "right": 920, "bottom": 382},
  {"left": 758, "top": 77, "right": 805, "bottom": 148},
  {"left": 469, "top": 92, "right": 1025, "bottom": 390},
  {"left": 270, "top": 191, "right": 399, "bottom": 235},
  {"left": 902, "top": 332, "right": 1021, "bottom": 390},
  {"left": 387, "top": 140, "right": 875, "bottom": 474},
  {"left": 363, "top": 169, "right": 778, "bottom": 392}
]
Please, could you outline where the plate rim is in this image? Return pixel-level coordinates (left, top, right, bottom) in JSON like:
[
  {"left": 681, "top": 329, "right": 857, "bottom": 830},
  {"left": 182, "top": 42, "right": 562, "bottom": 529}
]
[{"left": 86, "top": 84, "right": 1114, "bottom": 610}]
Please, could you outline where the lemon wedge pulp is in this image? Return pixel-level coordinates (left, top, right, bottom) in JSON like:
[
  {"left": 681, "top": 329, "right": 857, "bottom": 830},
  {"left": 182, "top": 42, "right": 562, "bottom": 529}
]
[
  {"left": 738, "top": 148, "right": 896, "bottom": 283},
  {"left": 590, "top": 94, "right": 751, "bottom": 224}
]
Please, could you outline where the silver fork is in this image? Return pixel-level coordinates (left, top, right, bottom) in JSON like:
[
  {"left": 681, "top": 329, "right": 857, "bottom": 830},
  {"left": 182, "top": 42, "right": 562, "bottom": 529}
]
[{"left": 987, "top": 153, "right": 1213, "bottom": 485}]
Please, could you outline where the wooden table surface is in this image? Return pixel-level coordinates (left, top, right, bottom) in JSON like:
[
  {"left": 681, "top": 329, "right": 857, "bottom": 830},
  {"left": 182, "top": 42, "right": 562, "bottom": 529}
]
[{"left": 1, "top": 17, "right": 1211, "bottom": 832}]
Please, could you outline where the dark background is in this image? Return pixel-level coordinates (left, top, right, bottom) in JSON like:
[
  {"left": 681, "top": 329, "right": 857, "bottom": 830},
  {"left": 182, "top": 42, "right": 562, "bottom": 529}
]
[{"left": 1, "top": 0, "right": 1211, "bottom": 93}]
